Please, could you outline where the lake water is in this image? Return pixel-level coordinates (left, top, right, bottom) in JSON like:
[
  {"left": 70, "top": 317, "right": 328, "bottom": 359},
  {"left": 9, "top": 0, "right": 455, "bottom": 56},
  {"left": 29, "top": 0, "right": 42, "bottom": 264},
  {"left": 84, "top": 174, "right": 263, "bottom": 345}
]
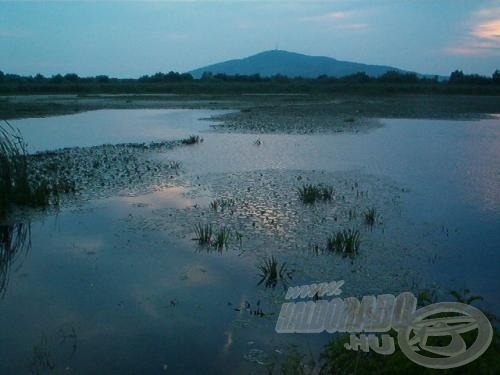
[
  {"left": 1, "top": 109, "right": 499, "bottom": 373},
  {"left": 10, "top": 109, "right": 231, "bottom": 153},
  {"left": 162, "top": 116, "right": 500, "bottom": 307}
]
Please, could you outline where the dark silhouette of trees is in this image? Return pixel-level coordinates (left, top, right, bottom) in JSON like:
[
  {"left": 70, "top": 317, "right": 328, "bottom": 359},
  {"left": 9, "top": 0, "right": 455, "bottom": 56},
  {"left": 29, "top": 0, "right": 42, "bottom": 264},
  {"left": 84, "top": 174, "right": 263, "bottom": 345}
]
[
  {"left": 341, "top": 72, "right": 372, "bottom": 83},
  {"left": 493, "top": 70, "right": 500, "bottom": 84},
  {"left": 200, "top": 72, "right": 213, "bottom": 81},
  {"left": 63, "top": 73, "right": 79, "bottom": 82},
  {"left": 449, "top": 70, "right": 465, "bottom": 83},
  {"left": 96, "top": 75, "right": 109, "bottom": 83},
  {"left": 50, "top": 74, "right": 64, "bottom": 83},
  {"left": 378, "top": 70, "right": 419, "bottom": 83},
  {"left": 0, "top": 68, "right": 498, "bottom": 94},
  {"left": 449, "top": 69, "right": 496, "bottom": 85},
  {"left": 138, "top": 71, "right": 193, "bottom": 83},
  {"left": 270, "top": 74, "right": 289, "bottom": 83}
]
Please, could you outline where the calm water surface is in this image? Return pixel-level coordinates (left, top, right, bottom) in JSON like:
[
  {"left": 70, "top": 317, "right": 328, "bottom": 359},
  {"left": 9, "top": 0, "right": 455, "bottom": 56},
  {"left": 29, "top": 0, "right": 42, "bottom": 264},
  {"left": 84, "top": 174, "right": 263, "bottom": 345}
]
[
  {"left": 10, "top": 109, "right": 231, "bottom": 153},
  {"left": 163, "top": 117, "right": 500, "bottom": 306},
  {"left": 1, "top": 110, "right": 499, "bottom": 373}
]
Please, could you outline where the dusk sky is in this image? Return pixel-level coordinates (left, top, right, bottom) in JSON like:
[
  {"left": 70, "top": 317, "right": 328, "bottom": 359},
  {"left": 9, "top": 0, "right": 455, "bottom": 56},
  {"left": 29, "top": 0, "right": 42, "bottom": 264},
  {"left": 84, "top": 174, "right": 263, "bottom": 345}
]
[{"left": 1, "top": 0, "right": 499, "bottom": 78}]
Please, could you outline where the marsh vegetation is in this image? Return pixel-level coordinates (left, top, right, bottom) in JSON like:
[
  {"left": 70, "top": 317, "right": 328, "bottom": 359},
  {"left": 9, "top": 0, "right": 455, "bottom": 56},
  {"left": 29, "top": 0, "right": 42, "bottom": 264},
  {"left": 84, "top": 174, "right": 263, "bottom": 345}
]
[
  {"left": 257, "top": 255, "right": 291, "bottom": 288},
  {"left": 298, "top": 184, "right": 334, "bottom": 204},
  {"left": 0, "top": 122, "right": 54, "bottom": 216},
  {"left": 209, "top": 197, "right": 236, "bottom": 212},
  {"left": 364, "top": 207, "right": 377, "bottom": 226},
  {"left": 193, "top": 223, "right": 213, "bottom": 245},
  {"left": 212, "top": 226, "right": 231, "bottom": 250},
  {"left": 181, "top": 135, "right": 202, "bottom": 145},
  {"left": 326, "top": 229, "right": 361, "bottom": 256},
  {"left": 193, "top": 223, "right": 232, "bottom": 250}
]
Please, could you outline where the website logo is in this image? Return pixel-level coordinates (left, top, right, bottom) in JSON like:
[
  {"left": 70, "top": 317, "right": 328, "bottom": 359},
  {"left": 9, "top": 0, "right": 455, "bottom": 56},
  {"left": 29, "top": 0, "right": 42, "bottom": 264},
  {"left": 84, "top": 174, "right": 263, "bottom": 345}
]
[{"left": 275, "top": 281, "right": 493, "bottom": 369}]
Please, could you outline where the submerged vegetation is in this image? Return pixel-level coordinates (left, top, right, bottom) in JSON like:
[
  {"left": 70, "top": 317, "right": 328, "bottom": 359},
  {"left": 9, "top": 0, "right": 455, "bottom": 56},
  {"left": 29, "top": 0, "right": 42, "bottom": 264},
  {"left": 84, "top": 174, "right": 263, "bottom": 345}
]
[
  {"left": 326, "top": 229, "right": 361, "bottom": 256},
  {"left": 298, "top": 184, "right": 334, "bottom": 204}
]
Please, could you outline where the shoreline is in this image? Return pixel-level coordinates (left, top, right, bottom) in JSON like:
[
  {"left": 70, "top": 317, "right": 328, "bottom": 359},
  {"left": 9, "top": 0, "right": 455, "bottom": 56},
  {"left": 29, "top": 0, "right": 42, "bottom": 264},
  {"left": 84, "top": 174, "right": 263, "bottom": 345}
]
[{"left": 1, "top": 93, "right": 499, "bottom": 123}]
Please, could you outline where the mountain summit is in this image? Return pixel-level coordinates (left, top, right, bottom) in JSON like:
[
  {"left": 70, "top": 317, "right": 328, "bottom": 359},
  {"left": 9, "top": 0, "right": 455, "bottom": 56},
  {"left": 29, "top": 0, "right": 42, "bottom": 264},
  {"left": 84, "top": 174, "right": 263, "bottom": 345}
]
[{"left": 189, "top": 50, "right": 409, "bottom": 79}]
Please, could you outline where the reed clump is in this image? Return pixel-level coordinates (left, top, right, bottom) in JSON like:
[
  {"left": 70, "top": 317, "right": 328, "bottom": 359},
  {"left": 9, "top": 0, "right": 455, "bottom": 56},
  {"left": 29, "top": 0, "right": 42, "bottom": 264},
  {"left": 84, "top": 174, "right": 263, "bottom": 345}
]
[{"left": 0, "top": 122, "right": 57, "bottom": 217}]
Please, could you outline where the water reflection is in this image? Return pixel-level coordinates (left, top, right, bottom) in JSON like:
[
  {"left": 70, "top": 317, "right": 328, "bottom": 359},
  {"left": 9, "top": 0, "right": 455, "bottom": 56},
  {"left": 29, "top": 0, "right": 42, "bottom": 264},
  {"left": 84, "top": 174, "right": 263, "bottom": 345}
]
[
  {"left": 10, "top": 109, "right": 232, "bottom": 153},
  {"left": 117, "top": 186, "right": 197, "bottom": 210},
  {"left": 0, "top": 222, "right": 31, "bottom": 297},
  {"left": 29, "top": 326, "right": 78, "bottom": 374},
  {"left": 257, "top": 255, "right": 293, "bottom": 290},
  {"left": 1, "top": 113, "right": 498, "bottom": 372}
]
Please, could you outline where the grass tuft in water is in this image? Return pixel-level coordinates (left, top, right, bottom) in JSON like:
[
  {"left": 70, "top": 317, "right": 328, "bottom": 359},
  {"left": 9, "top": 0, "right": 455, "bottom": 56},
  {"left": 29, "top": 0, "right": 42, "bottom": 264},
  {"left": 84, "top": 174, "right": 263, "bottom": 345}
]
[
  {"left": 169, "top": 160, "right": 181, "bottom": 170},
  {"left": 193, "top": 223, "right": 213, "bottom": 245},
  {"left": 364, "top": 207, "right": 377, "bottom": 226},
  {"left": 326, "top": 229, "right": 361, "bottom": 256},
  {"left": 297, "top": 184, "right": 334, "bottom": 204},
  {"left": 212, "top": 226, "right": 231, "bottom": 249},
  {"left": 181, "top": 135, "right": 202, "bottom": 145},
  {"left": 209, "top": 198, "right": 235, "bottom": 212},
  {"left": 257, "top": 255, "right": 290, "bottom": 288},
  {"left": 193, "top": 223, "right": 232, "bottom": 250}
]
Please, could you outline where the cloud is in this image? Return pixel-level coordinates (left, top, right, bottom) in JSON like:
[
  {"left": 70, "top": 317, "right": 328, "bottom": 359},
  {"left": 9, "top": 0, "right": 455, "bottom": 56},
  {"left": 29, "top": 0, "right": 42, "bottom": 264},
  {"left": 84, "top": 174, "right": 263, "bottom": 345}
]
[
  {"left": 300, "top": 11, "right": 351, "bottom": 22},
  {"left": 338, "top": 23, "right": 369, "bottom": 30},
  {"left": 445, "top": 5, "right": 500, "bottom": 57},
  {"left": 472, "top": 18, "right": 500, "bottom": 39},
  {"left": 299, "top": 10, "right": 369, "bottom": 31}
]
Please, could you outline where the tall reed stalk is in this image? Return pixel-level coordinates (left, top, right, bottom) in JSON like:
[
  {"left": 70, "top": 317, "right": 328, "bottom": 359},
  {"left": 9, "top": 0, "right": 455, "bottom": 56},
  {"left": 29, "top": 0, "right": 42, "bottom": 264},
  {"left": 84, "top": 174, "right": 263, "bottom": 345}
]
[{"left": 0, "top": 121, "right": 51, "bottom": 217}]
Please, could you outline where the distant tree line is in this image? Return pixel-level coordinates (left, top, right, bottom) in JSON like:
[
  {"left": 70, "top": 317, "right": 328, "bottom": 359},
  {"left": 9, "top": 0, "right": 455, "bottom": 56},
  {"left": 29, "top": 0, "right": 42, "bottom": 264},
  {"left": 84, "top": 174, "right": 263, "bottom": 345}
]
[
  {"left": 199, "top": 71, "right": 436, "bottom": 84},
  {"left": 449, "top": 69, "right": 500, "bottom": 85},
  {"left": 0, "top": 69, "right": 499, "bottom": 94},
  {"left": 138, "top": 71, "right": 194, "bottom": 82},
  {"left": 1, "top": 69, "right": 499, "bottom": 85},
  {"left": 0, "top": 70, "right": 194, "bottom": 85}
]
